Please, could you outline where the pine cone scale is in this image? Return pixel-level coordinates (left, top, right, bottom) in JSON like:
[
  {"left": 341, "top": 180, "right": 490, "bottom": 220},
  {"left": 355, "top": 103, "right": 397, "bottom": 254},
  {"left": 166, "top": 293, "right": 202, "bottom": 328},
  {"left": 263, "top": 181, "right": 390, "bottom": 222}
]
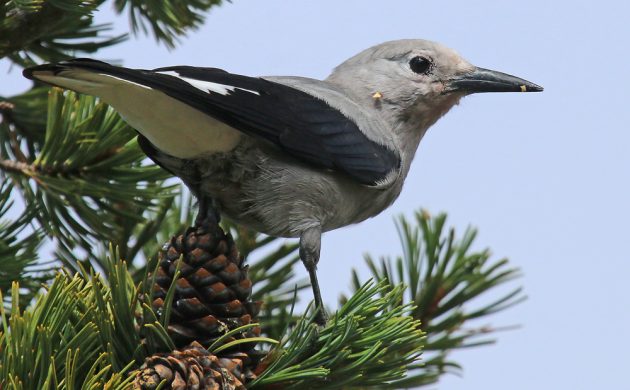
[
  {"left": 151, "top": 221, "right": 263, "bottom": 361},
  {"left": 135, "top": 342, "right": 248, "bottom": 390}
]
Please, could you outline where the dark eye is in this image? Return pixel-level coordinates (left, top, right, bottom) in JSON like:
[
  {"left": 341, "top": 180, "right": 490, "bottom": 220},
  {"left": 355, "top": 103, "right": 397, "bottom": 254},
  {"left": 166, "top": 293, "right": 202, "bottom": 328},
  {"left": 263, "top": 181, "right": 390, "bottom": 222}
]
[{"left": 409, "top": 56, "right": 432, "bottom": 74}]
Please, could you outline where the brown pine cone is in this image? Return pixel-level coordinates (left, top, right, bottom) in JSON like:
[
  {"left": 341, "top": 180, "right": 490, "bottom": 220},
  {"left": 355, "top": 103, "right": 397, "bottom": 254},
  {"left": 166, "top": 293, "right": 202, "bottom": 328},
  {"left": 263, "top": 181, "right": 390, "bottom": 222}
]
[
  {"left": 134, "top": 341, "right": 255, "bottom": 390},
  {"left": 151, "top": 221, "right": 262, "bottom": 354}
]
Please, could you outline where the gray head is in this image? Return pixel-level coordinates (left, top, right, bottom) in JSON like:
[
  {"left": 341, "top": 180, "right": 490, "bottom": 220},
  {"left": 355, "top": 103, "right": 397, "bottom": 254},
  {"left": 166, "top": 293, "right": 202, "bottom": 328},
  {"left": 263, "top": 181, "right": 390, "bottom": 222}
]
[{"left": 327, "top": 39, "right": 542, "bottom": 133}]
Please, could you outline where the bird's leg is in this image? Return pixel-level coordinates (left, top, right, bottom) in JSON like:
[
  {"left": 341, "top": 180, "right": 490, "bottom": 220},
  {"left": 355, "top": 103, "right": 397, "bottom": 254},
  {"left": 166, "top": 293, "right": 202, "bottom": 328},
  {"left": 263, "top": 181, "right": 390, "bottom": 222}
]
[
  {"left": 195, "top": 195, "right": 221, "bottom": 227},
  {"left": 300, "top": 225, "right": 328, "bottom": 326}
]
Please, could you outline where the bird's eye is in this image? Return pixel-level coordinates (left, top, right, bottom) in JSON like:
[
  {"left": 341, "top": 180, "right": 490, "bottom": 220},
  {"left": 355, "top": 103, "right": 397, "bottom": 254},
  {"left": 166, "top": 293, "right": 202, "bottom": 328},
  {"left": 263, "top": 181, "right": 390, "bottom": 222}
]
[{"left": 409, "top": 56, "right": 432, "bottom": 74}]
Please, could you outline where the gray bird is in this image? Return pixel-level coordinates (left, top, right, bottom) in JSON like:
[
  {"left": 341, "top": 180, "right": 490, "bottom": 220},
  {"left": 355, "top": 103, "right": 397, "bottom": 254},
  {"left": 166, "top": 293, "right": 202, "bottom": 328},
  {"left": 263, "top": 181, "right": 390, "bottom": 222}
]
[{"left": 24, "top": 39, "right": 542, "bottom": 324}]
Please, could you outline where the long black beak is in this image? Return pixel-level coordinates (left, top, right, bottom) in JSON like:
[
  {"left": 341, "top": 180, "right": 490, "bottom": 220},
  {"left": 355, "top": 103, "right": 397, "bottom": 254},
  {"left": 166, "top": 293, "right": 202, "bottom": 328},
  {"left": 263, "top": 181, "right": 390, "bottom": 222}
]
[{"left": 448, "top": 67, "right": 543, "bottom": 93}]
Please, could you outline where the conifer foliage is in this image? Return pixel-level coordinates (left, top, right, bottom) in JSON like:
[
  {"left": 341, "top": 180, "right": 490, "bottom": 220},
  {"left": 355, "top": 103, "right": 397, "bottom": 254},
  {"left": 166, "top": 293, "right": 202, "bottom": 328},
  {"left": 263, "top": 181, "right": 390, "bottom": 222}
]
[{"left": 1, "top": 1, "right": 524, "bottom": 388}]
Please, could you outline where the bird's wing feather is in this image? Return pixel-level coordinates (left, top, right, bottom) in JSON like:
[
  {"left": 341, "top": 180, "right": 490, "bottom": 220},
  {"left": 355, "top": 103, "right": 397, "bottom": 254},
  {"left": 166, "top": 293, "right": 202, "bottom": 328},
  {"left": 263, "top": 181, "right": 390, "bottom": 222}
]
[{"left": 24, "top": 59, "right": 400, "bottom": 186}]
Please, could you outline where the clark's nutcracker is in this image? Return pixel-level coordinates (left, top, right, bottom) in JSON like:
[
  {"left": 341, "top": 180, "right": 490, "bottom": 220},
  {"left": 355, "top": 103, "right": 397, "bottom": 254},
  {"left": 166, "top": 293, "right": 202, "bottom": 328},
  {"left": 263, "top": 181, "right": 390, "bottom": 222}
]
[{"left": 24, "top": 39, "right": 542, "bottom": 324}]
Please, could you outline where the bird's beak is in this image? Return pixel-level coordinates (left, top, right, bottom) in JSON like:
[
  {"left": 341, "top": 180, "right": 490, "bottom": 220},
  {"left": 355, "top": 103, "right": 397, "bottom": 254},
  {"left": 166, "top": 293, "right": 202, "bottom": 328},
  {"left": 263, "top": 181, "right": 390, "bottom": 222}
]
[{"left": 447, "top": 67, "right": 543, "bottom": 94}]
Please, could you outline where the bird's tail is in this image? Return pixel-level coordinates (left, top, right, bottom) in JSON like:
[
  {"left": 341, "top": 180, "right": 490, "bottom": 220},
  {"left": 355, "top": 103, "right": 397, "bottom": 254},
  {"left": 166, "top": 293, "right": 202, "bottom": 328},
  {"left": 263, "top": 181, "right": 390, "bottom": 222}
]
[
  {"left": 23, "top": 59, "right": 150, "bottom": 97},
  {"left": 23, "top": 59, "right": 244, "bottom": 159}
]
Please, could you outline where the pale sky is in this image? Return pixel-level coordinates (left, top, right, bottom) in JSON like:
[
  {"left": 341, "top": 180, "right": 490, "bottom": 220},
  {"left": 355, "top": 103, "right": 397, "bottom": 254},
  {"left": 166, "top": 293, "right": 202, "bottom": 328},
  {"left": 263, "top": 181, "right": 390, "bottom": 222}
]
[{"left": 2, "top": 1, "right": 629, "bottom": 389}]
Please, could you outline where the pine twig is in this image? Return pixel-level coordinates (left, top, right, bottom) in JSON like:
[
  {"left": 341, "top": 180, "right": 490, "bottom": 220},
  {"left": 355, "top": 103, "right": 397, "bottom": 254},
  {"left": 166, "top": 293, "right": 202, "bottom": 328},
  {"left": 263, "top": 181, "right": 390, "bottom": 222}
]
[{"left": 0, "top": 158, "right": 31, "bottom": 174}]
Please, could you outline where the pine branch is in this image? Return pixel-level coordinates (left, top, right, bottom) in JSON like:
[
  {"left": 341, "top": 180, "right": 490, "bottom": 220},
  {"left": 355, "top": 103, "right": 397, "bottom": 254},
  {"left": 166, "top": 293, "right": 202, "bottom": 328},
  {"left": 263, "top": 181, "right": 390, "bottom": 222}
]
[
  {"left": 0, "top": 0, "right": 126, "bottom": 67},
  {"left": 0, "top": 158, "right": 30, "bottom": 174},
  {"left": 251, "top": 281, "right": 424, "bottom": 389},
  {"left": 347, "top": 210, "right": 525, "bottom": 387},
  {"left": 1, "top": 0, "right": 229, "bottom": 68},
  {"left": 113, "top": 0, "right": 225, "bottom": 48},
  {"left": 1, "top": 88, "right": 175, "bottom": 269},
  {"left": 0, "top": 181, "right": 48, "bottom": 306},
  {"left": 0, "top": 248, "right": 172, "bottom": 389},
  {"left": 0, "top": 1, "right": 68, "bottom": 58},
  {"left": 1, "top": 210, "right": 525, "bottom": 389},
  {"left": 0, "top": 88, "right": 49, "bottom": 150}
]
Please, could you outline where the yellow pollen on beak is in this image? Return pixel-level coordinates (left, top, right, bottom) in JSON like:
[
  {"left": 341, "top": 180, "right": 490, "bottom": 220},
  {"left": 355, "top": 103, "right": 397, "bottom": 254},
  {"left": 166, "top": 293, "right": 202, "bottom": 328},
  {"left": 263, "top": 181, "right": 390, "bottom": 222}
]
[{"left": 520, "top": 85, "right": 527, "bottom": 92}]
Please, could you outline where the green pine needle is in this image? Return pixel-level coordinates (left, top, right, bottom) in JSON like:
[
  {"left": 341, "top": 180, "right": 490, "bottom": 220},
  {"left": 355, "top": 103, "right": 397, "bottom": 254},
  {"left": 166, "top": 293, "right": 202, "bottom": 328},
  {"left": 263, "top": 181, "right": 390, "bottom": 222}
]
[
  {"left": 3, "top": 88, "right": 175, "bottom": 270},
  {"left": 0, "top": 181, "right": 47, "bottom": 306},
  {"left": 251, "top": 280, "right": 425, "bottom": 389},
  {"left": 0, "top": 247, "right": 171, "bottom": 389},
  {"left": 351, "top": 210, "right": 525, "bottom": 387},
  {"left": 113, "top": 0, "right": 225, "bottom": 48},
  {"left": 1, "top": 0, "right": 126, "bottom": 67}
]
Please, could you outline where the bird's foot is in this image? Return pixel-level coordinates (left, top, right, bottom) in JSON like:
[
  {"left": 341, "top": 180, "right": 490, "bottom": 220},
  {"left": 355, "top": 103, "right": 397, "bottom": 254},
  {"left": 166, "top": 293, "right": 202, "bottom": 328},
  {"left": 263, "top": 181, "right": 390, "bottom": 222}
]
[
  {"left": 313, "top": 302, "right": 329, "bottom": 327},
  {"left": 306, "top": 263, "right": 329, "bottom": 326},
  {"left": 300, "top": 225, "right": 328, "bottom": 326},
  {"left": 195, "top": 196, "right": 221, "bottom": 228}
]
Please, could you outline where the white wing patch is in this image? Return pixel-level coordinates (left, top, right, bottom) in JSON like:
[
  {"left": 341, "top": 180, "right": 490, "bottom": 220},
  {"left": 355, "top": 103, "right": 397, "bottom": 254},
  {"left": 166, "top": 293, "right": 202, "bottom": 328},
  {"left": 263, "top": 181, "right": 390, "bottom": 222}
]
[
  {"left": 157, "top": 70, "right": 260, "bottom": 96},
  {"left": 106, "top": 74, "right": 153, "bottom": 90}
]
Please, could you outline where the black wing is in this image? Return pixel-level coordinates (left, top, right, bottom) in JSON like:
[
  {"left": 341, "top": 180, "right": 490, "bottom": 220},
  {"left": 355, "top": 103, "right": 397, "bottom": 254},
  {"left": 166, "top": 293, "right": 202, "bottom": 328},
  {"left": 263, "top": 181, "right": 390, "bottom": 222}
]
[{"left": 24, "top": 59, "right": 400, "bottom": 186}]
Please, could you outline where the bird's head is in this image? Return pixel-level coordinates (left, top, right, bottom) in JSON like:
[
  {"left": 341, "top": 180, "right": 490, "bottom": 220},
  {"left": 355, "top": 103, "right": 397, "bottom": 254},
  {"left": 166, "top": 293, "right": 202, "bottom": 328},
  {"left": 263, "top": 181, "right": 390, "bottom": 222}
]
[{"left": 327, "top": 39, "right": 542, "bottom": 131}]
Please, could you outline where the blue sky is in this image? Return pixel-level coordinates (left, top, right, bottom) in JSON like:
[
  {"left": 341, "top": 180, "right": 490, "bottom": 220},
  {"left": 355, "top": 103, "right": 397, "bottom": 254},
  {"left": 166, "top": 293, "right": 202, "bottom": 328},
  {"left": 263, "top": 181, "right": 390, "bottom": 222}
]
[{"left": 3, "top": 1, "right": 629, "bottom": 389}]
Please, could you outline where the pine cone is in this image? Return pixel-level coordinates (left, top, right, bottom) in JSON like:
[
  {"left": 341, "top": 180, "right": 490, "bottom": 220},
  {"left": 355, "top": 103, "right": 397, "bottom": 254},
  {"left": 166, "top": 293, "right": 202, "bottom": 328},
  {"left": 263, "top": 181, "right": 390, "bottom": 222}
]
[
  {"left": 134, "top": 341, "right": 255, "bottom": 390},
  {"left": 152, "top": 221, "right": 262, "bottom": 353}
]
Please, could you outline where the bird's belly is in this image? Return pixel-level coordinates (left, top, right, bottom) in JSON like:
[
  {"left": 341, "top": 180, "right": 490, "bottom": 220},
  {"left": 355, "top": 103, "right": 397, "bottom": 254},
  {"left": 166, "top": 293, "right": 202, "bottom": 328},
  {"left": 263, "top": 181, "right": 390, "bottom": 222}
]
[
  {"left": 199, "top": 151, "right": 401, "bottom": 238},
  {"left": 227, "top": 188, "right": 396, "bottom": 238}
]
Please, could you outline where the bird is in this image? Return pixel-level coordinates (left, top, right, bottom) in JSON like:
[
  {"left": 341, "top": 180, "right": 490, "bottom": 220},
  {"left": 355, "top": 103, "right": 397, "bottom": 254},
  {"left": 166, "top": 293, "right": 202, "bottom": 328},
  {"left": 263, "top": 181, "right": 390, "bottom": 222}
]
[{"left": 23, "top": 39, "right": 542, "bottom": 325}]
